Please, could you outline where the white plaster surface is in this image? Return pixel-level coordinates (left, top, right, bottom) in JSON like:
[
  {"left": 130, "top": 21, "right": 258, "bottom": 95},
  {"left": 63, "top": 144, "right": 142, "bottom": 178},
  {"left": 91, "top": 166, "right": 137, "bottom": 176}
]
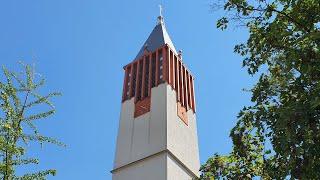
[
  {"left": 114, "top": 84, "right": 167, "bottom": 169},
  {"left": 167, "top": 153, "right": 193, "bottom": 180},
  {"left": 112, "top": 153, "right": 166, "bottom": 180},
  {"left": 166, "top": 85, "right": 200, "bottom": 177},
  {"left": 113, "top": 83, "right": 200, "bottom": 179},
  {"left": 113, "top": 98, "right": 135, "bottom": 169}
]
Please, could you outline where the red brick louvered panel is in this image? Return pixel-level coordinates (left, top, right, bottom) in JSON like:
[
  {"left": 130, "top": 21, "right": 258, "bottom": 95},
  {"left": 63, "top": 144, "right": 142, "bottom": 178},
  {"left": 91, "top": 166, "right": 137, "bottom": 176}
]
[
  {"left": 134, "top": 97, "right": 151, "bottom": 118},
  {"left": 177, "top": 102, "right": 188, "bottom": 125},
  {"left": 122, "top": 44, "right": 196, "bottom": 120}
]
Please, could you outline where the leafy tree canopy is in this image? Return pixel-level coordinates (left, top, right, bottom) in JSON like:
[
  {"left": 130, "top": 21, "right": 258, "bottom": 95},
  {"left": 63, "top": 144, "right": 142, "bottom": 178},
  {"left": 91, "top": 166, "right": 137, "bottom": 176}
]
[
  {"left": 0, "top": 63, "right": 64, "bottom": 179},
  {"left": 201, "top": 0, "right": 320, "bottom": 179}
]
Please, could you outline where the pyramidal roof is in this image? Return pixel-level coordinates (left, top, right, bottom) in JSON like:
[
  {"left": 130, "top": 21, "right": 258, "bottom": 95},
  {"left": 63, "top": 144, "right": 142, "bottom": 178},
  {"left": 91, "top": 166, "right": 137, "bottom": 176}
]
[{"left": 135, "top": 16, "right": 177, "bottom": 60}]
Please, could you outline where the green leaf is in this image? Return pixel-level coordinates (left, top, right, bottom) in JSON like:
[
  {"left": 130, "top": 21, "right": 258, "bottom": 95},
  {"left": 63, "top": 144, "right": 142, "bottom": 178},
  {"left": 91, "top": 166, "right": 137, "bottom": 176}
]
[{"left": 23, "top": 110, "right": 55, "bottom": 121}]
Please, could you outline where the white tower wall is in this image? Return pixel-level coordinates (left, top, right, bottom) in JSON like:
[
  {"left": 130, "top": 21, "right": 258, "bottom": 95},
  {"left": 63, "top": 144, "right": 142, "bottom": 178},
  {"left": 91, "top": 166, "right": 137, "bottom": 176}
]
[
  {"left": 113, "top": 153, "right": 167, "bottom": 180},
  {"left": 166, "top": 85, "right": 200, "bottom": 176},
  {"left": 112, "top": 84, "right": 200, "bottom": 179}
]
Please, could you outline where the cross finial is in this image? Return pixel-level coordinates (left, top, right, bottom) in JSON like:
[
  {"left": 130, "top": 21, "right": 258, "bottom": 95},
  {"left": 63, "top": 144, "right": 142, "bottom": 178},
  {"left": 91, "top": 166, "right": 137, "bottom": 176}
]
[
  {"left": 157, "top": 5, "right": 164, "bottom": 24},
  {"left": 159, "top": 5, "right": 163, "bottom": 17}
]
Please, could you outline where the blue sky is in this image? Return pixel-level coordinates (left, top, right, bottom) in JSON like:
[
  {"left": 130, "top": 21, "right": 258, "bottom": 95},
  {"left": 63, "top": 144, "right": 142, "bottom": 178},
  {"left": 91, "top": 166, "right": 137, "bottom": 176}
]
[{"left": 0, "top": 0, "right": 255, "bottom": 179}]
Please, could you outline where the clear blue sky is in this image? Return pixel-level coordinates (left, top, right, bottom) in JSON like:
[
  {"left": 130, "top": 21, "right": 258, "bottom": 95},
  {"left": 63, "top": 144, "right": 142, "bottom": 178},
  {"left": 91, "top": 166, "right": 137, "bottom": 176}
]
[{"left": 0, "top": 0, "right": 255, "bottom": 179}]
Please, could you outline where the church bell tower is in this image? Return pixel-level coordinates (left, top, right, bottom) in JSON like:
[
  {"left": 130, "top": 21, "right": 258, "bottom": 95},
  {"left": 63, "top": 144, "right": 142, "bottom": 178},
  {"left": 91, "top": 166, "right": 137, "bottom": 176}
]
[{"left": 112, "top": 11, "right": 200, "bottom": 180}]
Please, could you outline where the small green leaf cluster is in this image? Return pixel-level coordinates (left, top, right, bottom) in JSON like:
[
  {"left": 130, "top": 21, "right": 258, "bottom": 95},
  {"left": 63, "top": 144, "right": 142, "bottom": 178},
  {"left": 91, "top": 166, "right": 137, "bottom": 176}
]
[{"left": 0, "top": 63, "right": 64, "bottom": 179}]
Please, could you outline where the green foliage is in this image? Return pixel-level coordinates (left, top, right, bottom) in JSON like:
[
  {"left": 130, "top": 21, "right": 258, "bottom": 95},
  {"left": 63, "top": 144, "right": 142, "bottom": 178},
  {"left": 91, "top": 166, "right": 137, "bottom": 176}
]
[
  {"left": 201, "top": 0, "right": 320, "bottom": 179},
  {"left": 0, "top": 63, "right": 63, "bottom": 179}
]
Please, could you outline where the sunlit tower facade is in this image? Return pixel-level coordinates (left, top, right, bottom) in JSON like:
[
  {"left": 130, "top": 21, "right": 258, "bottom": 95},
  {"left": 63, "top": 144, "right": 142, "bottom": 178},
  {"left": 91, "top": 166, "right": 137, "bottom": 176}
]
[{"left": 112, "top": 12, "right": 200, "bottom": 180}]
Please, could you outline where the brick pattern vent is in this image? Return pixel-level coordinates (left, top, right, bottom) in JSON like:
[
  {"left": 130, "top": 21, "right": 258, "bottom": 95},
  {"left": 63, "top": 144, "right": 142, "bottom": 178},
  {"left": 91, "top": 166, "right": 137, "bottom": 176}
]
[{"left": 122, "top": 44, "right": 196, "bottom": 124}]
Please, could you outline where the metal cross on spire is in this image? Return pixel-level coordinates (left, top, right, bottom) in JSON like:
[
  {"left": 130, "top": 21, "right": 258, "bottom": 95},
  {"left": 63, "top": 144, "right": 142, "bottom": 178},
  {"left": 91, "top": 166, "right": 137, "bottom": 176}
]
[
  {"left": 159, "top": 5, "right": 163, "bottom": 17},
  {"left": 157, "top": 5, "right": 164, "bottom": 24}
]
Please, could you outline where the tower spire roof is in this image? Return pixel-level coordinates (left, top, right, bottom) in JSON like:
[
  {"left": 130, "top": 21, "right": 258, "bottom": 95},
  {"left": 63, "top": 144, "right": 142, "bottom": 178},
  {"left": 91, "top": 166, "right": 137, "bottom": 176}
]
[{"left": 135, "top": 7, "right": 177, "bottom": 60}]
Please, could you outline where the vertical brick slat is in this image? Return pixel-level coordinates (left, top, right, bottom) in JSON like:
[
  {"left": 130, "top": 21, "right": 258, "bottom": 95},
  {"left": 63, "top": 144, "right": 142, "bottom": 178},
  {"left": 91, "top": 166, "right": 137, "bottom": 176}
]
[
  {"left": 166, "top": 47, "right": 170, "bottom": 84},
  {"left": 172, "top": 52, "right": 175, "bottom": 89},
  {"left": 135, "top": 60, "right": 140, "bottom": 103},
  {"left": 122, "top": 66, "right": 128, "bottom": 102},
  {"left": 163, "top": 47, "right": 167, "bottom": 83},
  {"left": 129, "top": 64, "right": 134, "bottom": 99},
  {"left": 141, "top": 57, "right": 146, "bottom": 100},
  {"left": 148, "top": 54, "right": 152, "bottom": 97},
  {"left": 155, "top": 50, "right": 159, "bottom": 86},
  {"left": 184, "top": 68, "right": 189, "bottom": 109},
  {"left": 187, "top": 72, "right": 192, "bottom": 109},
  {"left": 176, "top": 57, "right": 180, "bottom": 101},
  {"left": 193, "top": 77, "right": 196, "bottom": 112},
  {"left": 180, "top": 62, "right": 185, "bottom": 107},
  {"left": 190, "top": 76, "right": 196, "bottom": 112}
]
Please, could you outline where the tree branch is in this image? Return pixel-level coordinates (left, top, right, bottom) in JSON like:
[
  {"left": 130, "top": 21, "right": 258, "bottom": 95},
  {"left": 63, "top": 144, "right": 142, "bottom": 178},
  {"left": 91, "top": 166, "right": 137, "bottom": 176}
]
[{"left": 234, "top": 3, "right": 312, "bottom": 32}]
